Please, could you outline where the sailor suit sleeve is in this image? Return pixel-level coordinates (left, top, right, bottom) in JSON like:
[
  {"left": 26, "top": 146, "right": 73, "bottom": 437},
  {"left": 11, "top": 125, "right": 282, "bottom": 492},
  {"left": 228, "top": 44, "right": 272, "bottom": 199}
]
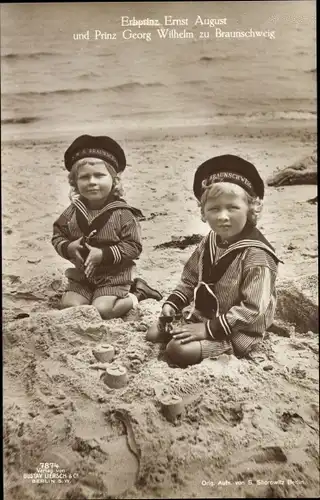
[
  {"left": 101, "top": 209, "right": 142, "bottom": 265},
  {"left": 206, "top": 248, "right": 278, "bottom": 341},
  {"left": 163, "top": 237, "right": 207, "bottom": 312},
  {"left": 51, "top": 205, "right": 74, "bottom": 260}
]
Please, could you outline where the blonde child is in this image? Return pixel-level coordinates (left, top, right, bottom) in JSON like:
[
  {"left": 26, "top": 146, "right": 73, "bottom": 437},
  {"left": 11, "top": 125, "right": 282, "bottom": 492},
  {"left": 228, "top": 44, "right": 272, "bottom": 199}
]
[
  {"left": 147, "top": 154, "right": 281, "bottom": 367},
  {"left": 52, "top": 134, "right": 162, "bottom": 319}
]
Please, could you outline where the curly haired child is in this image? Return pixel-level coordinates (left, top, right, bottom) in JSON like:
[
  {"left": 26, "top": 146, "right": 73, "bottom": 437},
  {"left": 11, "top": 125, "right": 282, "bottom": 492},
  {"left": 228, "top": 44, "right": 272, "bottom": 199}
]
[{"left": 52, "top": 134, "right": 162, "bottom": 319}]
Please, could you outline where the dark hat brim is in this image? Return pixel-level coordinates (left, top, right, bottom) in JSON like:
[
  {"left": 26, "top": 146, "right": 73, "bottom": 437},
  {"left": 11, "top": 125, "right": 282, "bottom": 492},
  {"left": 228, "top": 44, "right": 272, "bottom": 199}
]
[
  {"left": 64, "top": 135, "right": 126, "bottom": 172},
  {"left": 193, "top": 154, "right": 264, "bottom": 200}
]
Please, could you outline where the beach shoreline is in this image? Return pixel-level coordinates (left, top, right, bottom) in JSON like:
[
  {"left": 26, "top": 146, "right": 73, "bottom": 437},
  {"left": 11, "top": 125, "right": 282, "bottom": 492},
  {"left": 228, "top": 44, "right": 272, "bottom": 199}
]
[{"left": 1, "top": 117, "right": 317, "bottom": 146}]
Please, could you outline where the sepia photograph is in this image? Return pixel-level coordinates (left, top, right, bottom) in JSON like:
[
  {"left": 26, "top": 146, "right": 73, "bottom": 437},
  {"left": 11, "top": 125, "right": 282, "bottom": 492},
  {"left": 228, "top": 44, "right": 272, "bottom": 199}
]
[{"left": 2, "top": 1, "right": 318, "bottom": 499}]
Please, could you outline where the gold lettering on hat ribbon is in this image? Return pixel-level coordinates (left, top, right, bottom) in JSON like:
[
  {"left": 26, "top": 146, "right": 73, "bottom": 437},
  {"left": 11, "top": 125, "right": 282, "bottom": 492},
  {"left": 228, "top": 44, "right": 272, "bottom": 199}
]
[
  {"left": 72, "top": 149, "right": 119, "bottom": 168},
  {"left": 210, "top": 172, "right": 253, "bottom": 189}
]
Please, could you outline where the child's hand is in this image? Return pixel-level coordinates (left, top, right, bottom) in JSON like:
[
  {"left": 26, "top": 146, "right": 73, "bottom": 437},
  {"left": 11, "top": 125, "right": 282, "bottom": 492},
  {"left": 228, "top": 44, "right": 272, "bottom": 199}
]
[
  {"left": 161, "top": 304, "right": 177, "bottom": 317},
  {"left": 171, "top": 323, "right": 208, "bottom": 344},
  {"left": 67, "top": 238, "right": 84, "bottom": 268},
  {"left": 84, "top": 244, "right": 103, "bottom": 278}
]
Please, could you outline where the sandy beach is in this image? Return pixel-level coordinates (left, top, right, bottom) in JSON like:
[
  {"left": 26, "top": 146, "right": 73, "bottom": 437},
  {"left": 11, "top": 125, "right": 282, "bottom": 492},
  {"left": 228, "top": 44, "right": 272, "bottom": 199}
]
[
  {"left": 2, "top": 1, "right": 318, "bottom": 498},
  {"left": 3, "top": 122, "right": 319, "bottom": 499}
]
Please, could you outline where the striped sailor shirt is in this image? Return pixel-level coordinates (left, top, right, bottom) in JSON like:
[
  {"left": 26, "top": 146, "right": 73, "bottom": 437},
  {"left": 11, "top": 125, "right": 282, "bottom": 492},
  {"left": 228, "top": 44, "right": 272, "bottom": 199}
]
[
  {"left": 52, "top": 196, "right": 142, "bottom": 286},
  {"left": 164, "top": 224, "right": 281, "bottom": 342}
]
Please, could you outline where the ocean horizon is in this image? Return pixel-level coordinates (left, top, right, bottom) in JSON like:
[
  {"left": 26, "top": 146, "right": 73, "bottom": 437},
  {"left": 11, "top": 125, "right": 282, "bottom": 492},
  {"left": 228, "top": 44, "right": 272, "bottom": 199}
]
[{"left": 1, "top": 1, "right": 316, "bottom": 141}]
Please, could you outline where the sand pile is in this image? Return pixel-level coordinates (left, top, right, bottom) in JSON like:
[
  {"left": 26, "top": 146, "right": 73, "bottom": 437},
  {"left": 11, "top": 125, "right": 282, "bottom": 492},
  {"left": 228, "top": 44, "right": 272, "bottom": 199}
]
[{"left": 3, "top": 269, "right": 319, "bottom": 500}]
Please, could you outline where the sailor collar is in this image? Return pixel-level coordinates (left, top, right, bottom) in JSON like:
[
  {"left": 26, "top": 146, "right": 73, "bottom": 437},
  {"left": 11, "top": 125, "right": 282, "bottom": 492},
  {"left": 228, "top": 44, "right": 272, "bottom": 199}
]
[{"left": 208, "top": 224, "right": 283, "bottom": 265}]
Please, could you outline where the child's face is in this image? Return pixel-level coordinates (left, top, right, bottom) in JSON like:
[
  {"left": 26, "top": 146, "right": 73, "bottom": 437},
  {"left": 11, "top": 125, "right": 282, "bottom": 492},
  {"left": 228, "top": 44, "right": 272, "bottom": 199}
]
[
  {"left": 203, "top": 187, "right": 249, "bottom": 240},
  {"left": 76, "top": 159, "right": 113, "bottom": 205}
]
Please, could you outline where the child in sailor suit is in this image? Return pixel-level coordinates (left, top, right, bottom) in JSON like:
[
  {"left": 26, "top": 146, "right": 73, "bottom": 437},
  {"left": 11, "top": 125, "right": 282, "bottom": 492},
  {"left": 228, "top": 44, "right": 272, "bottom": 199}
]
[
  {"left": 147, "top": 154, "right": 281, "bottom": 368},
  {"left": 52, "top": 134, "right": 162, "bottom": 319}
]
